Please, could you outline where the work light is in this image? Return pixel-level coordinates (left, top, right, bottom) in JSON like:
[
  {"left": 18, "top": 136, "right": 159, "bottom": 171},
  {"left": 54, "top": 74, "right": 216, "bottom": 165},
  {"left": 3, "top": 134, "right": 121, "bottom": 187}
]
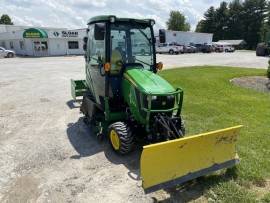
[
  {"left": 150, "top": 20, "right": 155, "bottom": 26},
  {"left": 110, "top": 16, "right": 116, "bottom": 23}
]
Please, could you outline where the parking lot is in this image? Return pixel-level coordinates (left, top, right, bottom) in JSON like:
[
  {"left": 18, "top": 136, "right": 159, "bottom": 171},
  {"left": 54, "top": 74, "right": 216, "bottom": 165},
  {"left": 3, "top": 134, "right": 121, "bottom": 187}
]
[
  {"left": 0, "top": 51, "right": 268, "bottom": 202},
  {"left": 158, "top": 50, "right": 268, "bottom": 69}
]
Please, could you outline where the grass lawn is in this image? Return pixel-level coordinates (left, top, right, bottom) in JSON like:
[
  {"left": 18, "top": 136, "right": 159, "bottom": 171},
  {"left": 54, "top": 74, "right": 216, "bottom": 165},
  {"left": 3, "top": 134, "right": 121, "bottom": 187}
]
[{"left": 159, "top": 66, "right": 270, "bottom": 202}]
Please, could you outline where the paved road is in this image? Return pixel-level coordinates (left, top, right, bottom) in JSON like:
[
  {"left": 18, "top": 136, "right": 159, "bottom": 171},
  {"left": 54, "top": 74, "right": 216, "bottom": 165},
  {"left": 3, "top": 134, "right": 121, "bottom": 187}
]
[{"left": 157, "top": 50, "right": 268, "bottom": 69}]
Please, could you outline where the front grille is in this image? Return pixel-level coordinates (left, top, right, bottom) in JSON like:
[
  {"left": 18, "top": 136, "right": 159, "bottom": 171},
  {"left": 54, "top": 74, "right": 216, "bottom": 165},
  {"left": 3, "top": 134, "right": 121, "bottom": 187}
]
[{"left": 143, "top": 95, "right": 175, "bottom": 110}]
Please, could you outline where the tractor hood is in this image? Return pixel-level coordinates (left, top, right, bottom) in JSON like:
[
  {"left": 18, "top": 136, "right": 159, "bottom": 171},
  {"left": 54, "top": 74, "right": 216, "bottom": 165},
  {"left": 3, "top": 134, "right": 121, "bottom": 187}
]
[{"left": 124, "top": 68, "right": 175, "bottom": 94}]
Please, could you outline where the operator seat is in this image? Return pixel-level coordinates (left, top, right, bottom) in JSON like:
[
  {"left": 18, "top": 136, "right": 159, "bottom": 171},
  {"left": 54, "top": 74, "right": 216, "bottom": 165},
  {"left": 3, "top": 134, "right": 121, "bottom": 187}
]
[
  {"left": 111, "top": 49, "right": 123, "bottom": 75},
  {"left": 110, "top": 48, "right": 124, "bottom": 101}
]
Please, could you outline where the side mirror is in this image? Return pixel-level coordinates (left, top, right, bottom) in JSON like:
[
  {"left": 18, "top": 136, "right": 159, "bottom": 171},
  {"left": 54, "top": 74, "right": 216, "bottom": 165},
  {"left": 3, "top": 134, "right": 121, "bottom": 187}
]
[
  {"left": 83, "top": 44, "right": 87, "bottom": 51},
  {"left": 94, "top": 23, "right": 105, "bottom": 41},
  {"left": 83, "top": 36, "right": 88, "bottom": 44},
  {"left": 83, "top": 37, "right": 88, "bottom": 51},
  {"left": 159, "top": 29, "right": 165, "bottom": 44}
]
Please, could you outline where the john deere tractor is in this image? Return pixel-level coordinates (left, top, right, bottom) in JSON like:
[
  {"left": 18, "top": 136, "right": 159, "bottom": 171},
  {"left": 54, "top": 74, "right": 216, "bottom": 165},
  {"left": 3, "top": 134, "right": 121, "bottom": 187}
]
[{"left": 71, "top": 15, "right": 242, "bottom": 193}]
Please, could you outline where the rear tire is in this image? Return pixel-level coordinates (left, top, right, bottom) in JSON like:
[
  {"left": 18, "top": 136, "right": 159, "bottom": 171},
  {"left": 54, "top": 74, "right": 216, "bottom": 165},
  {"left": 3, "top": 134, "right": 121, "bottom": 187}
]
[
  {"left": 169, "top": 49, "right": 174, "bottom": 55},
  {"left": 108, "top": 122, "right": 134, "bottom": 154}
]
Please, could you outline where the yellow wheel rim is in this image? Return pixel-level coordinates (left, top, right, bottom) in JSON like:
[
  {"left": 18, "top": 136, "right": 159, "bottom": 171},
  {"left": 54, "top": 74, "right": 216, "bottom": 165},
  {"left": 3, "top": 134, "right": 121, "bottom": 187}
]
[{"left": 110, "top": 129, "right": 120, "bottom": 150}]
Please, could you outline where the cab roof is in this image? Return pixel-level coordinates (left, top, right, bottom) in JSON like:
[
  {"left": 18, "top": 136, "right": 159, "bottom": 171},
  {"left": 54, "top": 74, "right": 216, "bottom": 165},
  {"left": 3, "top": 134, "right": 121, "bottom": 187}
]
[{"left": 87, "top": 15, "right": 154, "bottom": 25}]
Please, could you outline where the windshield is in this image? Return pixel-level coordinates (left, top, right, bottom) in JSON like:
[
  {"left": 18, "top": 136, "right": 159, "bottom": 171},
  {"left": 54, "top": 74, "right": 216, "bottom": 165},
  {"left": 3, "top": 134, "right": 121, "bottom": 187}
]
[{"left": 110, "top": 22, "right": 154, "bottom": 74}]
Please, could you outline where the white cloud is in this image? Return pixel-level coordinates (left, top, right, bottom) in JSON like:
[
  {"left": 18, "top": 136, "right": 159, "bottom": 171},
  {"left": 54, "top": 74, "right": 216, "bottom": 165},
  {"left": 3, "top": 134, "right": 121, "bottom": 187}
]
[{"left": 0, "top": 0, "right": 230, "bottom": 30}]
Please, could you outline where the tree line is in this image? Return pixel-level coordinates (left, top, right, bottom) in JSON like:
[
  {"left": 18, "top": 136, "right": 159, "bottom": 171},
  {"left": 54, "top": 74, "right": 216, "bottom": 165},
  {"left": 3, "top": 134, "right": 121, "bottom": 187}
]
[
  {"left": 166, "top": 11, "right": 190, "bottom": 31},
  {"left": 2, "top": 3, "right": 270, "bottom": 49},
  {"left": 196, "top": 0, "right": 270, "bottom": 49}
]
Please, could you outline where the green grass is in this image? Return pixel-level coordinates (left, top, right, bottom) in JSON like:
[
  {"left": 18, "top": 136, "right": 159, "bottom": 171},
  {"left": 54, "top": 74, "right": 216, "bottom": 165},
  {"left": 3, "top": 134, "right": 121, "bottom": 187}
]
[
  {"left": 262, "top": 193, "right": 270, "bottom": 203},
  {"left": 159, "top": 66, "right": 270, "bottom": 202}
]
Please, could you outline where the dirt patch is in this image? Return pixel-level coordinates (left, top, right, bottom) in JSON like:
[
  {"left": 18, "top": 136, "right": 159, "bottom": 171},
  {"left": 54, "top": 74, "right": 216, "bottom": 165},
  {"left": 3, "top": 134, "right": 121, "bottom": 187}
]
[
  {"left": 231, "top": 76, "right": 270, "bottom": 93},
  {"left": 40, "top": 98, "right": 51, "bottom": 103},
  {"left": 251, "top": 179, "right": 270, "bottom": 199}
]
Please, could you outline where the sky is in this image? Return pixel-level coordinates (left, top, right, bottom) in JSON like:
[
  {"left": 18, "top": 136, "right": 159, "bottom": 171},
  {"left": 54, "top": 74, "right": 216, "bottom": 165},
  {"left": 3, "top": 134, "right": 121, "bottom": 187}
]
[{"left": 0, "top": 0, "right": 230, "bottom": 30}]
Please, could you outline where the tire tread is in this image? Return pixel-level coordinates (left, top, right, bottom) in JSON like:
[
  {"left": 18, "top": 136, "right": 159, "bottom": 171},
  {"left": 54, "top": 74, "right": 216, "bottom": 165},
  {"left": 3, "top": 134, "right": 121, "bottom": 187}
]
[{"left": 108, "top": 122, "right": 134, "bottom": 154}]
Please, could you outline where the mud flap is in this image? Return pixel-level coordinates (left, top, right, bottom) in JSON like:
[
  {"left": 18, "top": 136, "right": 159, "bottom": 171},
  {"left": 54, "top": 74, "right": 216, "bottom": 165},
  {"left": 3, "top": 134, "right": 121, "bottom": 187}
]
[{"left": 140, "top": 125, "right": 243, "bottom": 193}]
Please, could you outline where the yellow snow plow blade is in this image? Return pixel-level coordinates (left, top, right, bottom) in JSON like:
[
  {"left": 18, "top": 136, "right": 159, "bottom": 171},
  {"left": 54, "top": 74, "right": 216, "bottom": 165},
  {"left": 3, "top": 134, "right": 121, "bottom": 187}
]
[{"left": 141, "top": 125, "right": 243, "bottom": 193}]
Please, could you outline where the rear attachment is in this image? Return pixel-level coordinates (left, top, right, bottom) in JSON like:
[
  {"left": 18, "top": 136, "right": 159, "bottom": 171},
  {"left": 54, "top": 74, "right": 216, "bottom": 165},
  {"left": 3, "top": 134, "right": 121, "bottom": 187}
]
[
  {"left": 71, "top": 79, "right": 88, "bottom": 100},
  {"left": 140, "top": 125, "right": 243, "bottom": 193}
]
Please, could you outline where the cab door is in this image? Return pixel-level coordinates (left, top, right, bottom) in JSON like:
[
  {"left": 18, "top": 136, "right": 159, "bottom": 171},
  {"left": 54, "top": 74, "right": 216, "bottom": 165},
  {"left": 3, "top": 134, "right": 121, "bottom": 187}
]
[{"left": 85, "top": 23, "right": 106, "bottom": 105}]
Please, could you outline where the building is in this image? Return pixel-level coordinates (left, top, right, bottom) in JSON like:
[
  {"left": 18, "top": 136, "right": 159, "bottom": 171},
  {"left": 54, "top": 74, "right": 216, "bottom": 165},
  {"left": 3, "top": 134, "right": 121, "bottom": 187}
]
[
  {"left": 157, "top": 29, "right": 213, "bottom": 46},
  {"left": 0, "top": 25, "right": 86, "bottom": 56},
  {"left": 217, "top": 40, "right": 246, "bottom": 49}
]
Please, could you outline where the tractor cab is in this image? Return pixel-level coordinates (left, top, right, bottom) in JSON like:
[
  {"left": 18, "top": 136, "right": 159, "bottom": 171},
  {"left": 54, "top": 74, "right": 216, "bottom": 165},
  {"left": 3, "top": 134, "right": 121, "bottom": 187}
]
[
  {"left": 82, "top": 16, "right": 162, "bottom": 109},
  {"left": 109, "top": 20, "right": 155, "bottom": 74}
]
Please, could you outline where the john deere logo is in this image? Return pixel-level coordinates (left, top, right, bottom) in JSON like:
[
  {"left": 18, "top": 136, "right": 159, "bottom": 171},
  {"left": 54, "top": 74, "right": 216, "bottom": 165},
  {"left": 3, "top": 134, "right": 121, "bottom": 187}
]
[{"left": 53, "top": 31, "right": 60, "bottom": 37}]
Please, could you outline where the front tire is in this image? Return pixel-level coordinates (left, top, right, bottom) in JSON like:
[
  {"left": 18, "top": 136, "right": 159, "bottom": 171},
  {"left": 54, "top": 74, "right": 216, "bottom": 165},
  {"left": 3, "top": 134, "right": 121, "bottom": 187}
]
[{"left": 108, "top": 122, "right": 134, "bottom": 154}]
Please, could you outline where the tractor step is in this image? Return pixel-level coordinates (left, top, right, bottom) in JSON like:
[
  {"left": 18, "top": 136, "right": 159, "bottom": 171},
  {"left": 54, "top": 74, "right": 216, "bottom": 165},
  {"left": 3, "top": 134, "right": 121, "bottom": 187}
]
[{"left": 71, "top": 79, "right": 88, "bottom": 100}]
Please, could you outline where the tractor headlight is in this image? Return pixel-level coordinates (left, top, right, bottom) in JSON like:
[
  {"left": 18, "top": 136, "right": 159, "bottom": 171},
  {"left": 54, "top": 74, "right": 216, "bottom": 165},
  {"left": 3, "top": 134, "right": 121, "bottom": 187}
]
[
  {"left": 167, "top": 95, "right": 174, "bottom": 101},
  {"left": 147, "top": 95, "right": 157, "bottom": 102},
  {"left": 166, "top": 95, "right": 175, "bottom": 107}
]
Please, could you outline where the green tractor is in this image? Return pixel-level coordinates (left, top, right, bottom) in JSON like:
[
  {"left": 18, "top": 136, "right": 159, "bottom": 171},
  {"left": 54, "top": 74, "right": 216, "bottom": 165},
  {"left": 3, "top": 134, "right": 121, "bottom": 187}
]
[{"left": 71, "top": 15, "right": 242, "bottom": 193}]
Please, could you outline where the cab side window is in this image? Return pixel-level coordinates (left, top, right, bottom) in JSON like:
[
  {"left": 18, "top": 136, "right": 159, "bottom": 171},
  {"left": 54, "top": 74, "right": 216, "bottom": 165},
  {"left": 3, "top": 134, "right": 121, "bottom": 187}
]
[{"left": 87, "top": 24, "right": 105, "bottom": 66}]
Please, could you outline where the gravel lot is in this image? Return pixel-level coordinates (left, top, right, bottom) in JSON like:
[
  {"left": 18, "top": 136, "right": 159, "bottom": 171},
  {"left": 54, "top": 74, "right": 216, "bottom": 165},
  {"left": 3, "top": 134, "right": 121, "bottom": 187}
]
[
  {"left": 0, "top": 51, "right": 267, "bottom": 202},
  {"left": 0, "top": 57, "right": 152, "bottom": 203}
]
